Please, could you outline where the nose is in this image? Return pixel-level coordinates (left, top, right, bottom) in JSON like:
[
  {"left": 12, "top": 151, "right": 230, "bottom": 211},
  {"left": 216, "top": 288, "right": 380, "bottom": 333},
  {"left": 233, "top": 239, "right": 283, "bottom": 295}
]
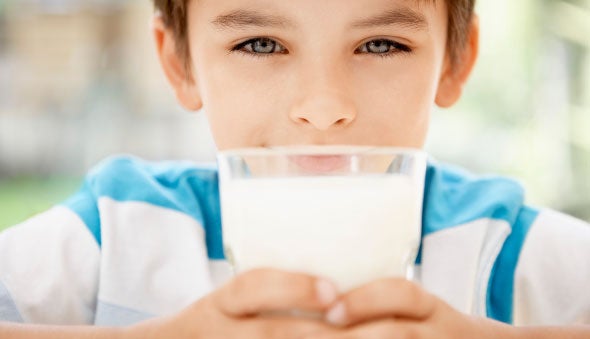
[
  {"left": 289, "top": 66, "right": 357, "bottom": 131},
  {"left": 289, "top": 92, "right": 357, "bottom": 130}
]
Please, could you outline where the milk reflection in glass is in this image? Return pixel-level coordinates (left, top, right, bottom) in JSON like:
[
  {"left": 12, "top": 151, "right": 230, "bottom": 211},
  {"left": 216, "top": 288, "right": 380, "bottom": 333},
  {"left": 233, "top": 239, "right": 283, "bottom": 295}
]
[{"left": 218, "top": 148, "right": 425, "bottom": 292}]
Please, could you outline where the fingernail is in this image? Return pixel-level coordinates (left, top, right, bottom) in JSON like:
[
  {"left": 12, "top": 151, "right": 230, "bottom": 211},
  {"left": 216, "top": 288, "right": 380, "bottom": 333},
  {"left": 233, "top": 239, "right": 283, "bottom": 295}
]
[
  {"left": 326, "top": 302, "right": 347, "bottom": 326},
  {"left": 316, "top": 279, "right": 338, "bottom": 306}
]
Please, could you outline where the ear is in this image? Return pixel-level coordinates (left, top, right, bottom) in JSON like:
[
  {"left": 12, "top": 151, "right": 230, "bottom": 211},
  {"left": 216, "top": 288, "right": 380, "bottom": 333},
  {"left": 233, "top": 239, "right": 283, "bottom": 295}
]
[
  {"left": 435, "top": 15, "right": 479, "bottom": 108},
  {"left": 152, "top": 14, "right": 202, "bottom": 111}
]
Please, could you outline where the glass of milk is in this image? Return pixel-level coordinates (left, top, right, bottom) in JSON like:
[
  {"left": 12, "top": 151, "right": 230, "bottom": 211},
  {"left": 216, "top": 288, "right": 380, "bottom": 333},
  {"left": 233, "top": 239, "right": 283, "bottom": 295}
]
[{"left": 217, "top": 146, "right": 427, "bottom": 292}]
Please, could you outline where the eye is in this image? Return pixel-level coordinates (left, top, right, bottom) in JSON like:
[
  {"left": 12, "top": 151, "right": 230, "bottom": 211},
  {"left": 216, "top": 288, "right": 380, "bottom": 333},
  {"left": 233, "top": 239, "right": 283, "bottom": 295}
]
[
  {"left": 232, "top": 38, "right": 287, "bottom": 55},
  {"left": 356, "top": 39, "right": 412, "bottom": 56}
]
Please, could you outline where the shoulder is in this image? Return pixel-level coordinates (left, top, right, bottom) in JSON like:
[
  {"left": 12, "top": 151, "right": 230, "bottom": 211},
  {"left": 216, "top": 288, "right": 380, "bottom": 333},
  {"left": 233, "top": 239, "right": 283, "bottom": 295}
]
[
  {"left": 423, "top": 160, "right": 526, "bottom": 235},
  {"left": 423, "top": 160, "right": 590, "bottom": 325},
  {"left": 85, "top": 155, "right": 218, "bottom": 196},
  {"left": 61, "top": 155, "right": 220, "bottom": 246}
]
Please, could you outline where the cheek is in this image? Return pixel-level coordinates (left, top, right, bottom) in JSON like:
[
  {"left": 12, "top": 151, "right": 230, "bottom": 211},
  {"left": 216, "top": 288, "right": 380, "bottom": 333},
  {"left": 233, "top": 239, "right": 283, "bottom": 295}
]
[
  {"left": 351, "top": 52, "right": 439, "bottom": 147},
  {"left": 195, "top": 55, "right": 287, "bottom": 149}
]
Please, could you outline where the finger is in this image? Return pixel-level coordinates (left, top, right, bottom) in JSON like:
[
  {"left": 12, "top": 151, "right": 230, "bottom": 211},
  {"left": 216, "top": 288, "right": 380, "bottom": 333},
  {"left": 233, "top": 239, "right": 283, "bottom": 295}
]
[
  {"left": 314, "top": 319, "right": 431, "bottom": 339},
  {"left": 216, "top": 268, "right": 339, "bottom": 317},
  {"left": 325, "top": 278, "right": 436, "bottom": 326},
  {"left": 347, "top": 319, "right": 427, "bottom": 339},
  {"left": 248, "top": 315, "right": 338, "bottom": 339}
]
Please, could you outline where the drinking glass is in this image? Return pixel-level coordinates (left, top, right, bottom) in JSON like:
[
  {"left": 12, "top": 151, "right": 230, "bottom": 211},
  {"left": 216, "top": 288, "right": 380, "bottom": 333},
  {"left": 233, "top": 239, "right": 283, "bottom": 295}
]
[{"left": 217, "top": 145, "right": 427, "bottom": 292}]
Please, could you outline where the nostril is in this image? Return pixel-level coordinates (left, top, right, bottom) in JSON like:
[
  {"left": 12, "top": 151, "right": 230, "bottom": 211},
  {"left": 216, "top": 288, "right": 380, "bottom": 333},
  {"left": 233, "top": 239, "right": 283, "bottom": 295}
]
[{"left": 295, "top": 116, "right": 351, "bottom": 128}]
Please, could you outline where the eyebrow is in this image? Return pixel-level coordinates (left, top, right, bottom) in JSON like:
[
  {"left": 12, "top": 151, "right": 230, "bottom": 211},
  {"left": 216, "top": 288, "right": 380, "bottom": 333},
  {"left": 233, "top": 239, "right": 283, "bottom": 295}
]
[
  {"left": 211, "top": 9, "right": 294, "bottom": 29},
  {"left": 351, "top": 8, "right": 429, "bottom": 31},
  {"left": 211, "top": 7, "right": 429, "bottom": 31}
]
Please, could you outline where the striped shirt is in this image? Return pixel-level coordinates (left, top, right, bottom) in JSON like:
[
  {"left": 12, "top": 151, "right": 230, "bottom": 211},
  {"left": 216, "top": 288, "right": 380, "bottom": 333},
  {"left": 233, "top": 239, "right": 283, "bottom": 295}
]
[{"left": 0, "top": 155, "right": 588, "bottom": 325}]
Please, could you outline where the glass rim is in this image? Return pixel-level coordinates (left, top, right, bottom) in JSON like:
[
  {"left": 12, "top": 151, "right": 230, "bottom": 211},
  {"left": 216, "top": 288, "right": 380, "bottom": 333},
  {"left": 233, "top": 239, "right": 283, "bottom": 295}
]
[{"left": 217, "top": 145, "right": 427, "bottom": 158}]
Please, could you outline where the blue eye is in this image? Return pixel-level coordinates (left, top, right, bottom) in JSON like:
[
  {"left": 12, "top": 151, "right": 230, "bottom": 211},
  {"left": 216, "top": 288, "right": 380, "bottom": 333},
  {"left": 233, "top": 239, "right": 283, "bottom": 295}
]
[
  {"left": 356, "top": 39, "right": 412, "bottom": 56},
  {"left": 233, "top": 38, "right": 287, "bottom": 55}
]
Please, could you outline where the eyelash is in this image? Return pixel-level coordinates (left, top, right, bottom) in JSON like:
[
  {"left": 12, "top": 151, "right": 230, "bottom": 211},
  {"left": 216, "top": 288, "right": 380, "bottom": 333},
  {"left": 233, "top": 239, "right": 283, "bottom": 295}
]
[
  {"left": 231, "top": 37, "right": 287, "bottom": 58},
  {"left": 356, "top": 39, "right": 413, "bottom": 58},
  {"left": 230, "top": 37, "right": 413, "bottom": 59}
]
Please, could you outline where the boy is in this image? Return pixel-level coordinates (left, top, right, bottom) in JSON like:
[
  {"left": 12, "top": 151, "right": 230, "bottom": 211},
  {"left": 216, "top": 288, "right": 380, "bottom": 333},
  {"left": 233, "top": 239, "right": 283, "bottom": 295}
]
[{"left": 1, "top": 0, "right": 589, "bottom": 337}]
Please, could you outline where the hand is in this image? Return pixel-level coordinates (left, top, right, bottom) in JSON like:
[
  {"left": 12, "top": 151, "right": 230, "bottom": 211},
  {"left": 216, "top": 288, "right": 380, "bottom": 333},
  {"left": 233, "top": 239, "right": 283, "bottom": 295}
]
[
  {"left": 127, "top": 268, "right": 340, "bottom": 339},
  {"left": 317, "top": 278, "right": 514, "bottom": 339}
]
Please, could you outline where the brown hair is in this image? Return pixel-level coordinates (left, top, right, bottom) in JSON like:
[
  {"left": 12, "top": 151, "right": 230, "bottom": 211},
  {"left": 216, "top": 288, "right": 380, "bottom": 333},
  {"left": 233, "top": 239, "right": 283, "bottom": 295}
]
[{"left": 153, "top": 0, "right": 476, "bottom": 68}]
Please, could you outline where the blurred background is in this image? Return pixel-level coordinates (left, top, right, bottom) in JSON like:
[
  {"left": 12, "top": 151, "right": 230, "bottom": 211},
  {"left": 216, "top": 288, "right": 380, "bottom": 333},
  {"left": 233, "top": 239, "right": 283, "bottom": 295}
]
[{"left": 0, "top": 0, "right": 589, "bottom": 230}]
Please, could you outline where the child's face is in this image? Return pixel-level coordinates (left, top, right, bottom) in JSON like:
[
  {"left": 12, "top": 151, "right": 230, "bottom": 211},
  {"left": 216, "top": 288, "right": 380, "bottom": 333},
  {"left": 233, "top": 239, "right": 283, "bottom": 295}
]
[{"left": 157, "top": 0, "right": 477, "bottom": 150}]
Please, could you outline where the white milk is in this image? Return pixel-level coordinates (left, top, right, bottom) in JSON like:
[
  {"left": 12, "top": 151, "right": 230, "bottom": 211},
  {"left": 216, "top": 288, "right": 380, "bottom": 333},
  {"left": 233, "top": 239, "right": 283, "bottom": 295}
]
[{"left": 220, "top": 175, "right": 422, "bottom": 292}]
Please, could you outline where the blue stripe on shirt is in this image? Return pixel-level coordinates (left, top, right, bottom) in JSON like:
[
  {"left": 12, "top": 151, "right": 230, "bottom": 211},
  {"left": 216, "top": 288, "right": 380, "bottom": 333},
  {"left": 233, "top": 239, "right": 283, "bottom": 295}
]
[
  {"left": 63, "top": 182, "right": 102, "bottom": 246},
  {"left": 185, "top": 169, "right": 224, "bottom": 260},
  {"left": 417, "top": 161, "right": 525, "bottom": 264},
  {"left": 61, "top": 156, "right": 225, "bottom": 259},
  {"left": 486, "top": 206, "right": 539, "bottom": 324},
  {"left": 422, "top": 161, "right": 524, "bottom": 235},
  {"left": 0, "top": 279, "right": 24, "bottom": 323}
]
